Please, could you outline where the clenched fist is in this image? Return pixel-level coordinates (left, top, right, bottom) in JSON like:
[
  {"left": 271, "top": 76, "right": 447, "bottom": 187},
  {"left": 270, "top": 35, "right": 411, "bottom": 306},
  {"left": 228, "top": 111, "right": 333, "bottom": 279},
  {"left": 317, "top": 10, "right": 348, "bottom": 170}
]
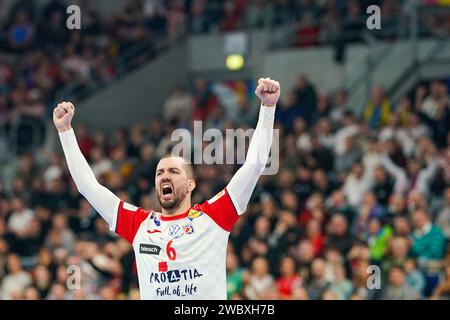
[
  {"left": 255, "top": 77, "right": 280, "bottom": 108},
  {"left": 53, "top": 101, "right": 75, "bottom": 132}
]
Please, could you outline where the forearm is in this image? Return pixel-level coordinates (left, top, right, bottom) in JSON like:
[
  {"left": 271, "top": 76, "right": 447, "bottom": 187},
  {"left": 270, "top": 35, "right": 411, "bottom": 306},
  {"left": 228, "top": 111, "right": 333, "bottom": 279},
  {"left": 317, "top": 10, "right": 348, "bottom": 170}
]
[
  {"left": 59, "top": 129, "right": 120, "bottom": 230},
  {"left": 379, "top": 154, "right": 408, "bottom": 194},
  {"left": 415, "top": 159, "right": 438, "bottom": 194},
  {"left": 227, "top": 105, "right": 276, "bottom": 214}
]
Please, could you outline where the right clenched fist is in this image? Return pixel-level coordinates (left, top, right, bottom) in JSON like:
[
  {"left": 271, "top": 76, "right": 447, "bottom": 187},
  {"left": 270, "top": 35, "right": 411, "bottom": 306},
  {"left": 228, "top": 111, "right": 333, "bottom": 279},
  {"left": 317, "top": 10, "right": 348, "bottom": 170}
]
[{"left": 53, "top": 101, "right": 75, "bottom": 132}]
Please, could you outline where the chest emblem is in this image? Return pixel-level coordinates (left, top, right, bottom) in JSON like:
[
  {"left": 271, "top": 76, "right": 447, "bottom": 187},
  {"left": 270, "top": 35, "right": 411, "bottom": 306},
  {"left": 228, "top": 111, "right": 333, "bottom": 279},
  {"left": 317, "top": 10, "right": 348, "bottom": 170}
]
[
  {"left": 188, "top": 209, "right": 203, "bottom": 221},
  {"left": 168, "top": 223, "right": 184, "bottom": 239},
  {"left": 183, "top": 222, "right": 195, "bottom": 235},
  {"left": 150, "top": 214, "right": 161, "bottom": 227}
]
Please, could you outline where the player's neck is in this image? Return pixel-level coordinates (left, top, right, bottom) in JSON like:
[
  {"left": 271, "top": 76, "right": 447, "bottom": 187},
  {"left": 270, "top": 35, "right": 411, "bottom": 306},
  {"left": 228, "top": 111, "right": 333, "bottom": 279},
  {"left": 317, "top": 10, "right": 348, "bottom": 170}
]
[{"left": 161, "top": 198, "right": 192, "bottom": 217}]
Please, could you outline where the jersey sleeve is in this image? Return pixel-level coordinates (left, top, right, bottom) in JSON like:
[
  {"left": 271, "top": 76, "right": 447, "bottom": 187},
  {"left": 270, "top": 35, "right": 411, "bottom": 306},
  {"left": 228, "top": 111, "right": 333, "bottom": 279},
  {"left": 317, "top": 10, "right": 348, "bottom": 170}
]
[
  {"left": 226, "top": 105, "right": 275, "bottom": 215},
  {"left": 197, "top": 188, "right": 239, "bottom": 232},
  {"left": 115, "top": 200, "right": 151, "bottom": 244}
]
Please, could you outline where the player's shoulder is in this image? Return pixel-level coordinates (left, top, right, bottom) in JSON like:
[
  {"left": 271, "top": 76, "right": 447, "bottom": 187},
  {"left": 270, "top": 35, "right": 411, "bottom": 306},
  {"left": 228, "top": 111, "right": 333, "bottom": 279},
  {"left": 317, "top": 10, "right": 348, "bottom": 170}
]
[
  {"left": 120, "top": 201, "right": 152, "bottom": 215},
  {"left": 118, "top": 201, "right": 156, "bottom": 225},
  {"left": 193, "top": 188, "right": 239, "bottom": 232}
]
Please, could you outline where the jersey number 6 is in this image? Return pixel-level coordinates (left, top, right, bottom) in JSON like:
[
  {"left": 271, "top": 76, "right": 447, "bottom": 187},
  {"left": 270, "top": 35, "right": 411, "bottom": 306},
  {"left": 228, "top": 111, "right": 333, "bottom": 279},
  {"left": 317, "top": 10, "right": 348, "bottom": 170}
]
[{"left": 166, "top": 240, "right": 177, "bottom": 261}]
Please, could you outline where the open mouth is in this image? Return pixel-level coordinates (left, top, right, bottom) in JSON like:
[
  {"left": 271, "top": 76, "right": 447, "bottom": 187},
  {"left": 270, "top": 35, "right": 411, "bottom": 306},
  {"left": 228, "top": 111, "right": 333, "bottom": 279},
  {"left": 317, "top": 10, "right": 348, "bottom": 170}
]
[{"left": 161, "top": 183, "right": 173, "bottom": 196}]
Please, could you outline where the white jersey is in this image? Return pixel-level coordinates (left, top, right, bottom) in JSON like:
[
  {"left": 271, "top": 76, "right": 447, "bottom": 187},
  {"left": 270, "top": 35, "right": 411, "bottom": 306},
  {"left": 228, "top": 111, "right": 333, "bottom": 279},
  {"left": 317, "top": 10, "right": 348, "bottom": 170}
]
[{"left": 115, "top": 189, "right": 238, "bottom": 299}]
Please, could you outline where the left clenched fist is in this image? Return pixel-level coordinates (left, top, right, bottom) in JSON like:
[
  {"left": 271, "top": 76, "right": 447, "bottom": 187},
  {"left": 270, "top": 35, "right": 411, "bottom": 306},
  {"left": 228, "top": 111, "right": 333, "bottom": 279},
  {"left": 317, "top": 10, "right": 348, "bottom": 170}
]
[{"left": 255, "top": 77, "right": 280, "bottom": 108}]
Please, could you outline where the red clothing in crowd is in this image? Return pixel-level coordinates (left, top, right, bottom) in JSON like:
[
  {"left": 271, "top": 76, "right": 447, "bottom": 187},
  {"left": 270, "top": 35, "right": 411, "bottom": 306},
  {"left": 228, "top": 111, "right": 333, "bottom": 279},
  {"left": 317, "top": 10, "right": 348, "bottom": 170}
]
[{"left": 277, "top": 274, "right": 302, "bottom": 298}]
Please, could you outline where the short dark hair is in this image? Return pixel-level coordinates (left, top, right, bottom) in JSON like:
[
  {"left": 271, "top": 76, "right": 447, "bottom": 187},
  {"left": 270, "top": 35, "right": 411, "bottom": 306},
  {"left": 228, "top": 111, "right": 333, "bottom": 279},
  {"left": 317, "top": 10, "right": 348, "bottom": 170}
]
[{"left": 160, "top": 154, "right": 195, "bottom": 179}]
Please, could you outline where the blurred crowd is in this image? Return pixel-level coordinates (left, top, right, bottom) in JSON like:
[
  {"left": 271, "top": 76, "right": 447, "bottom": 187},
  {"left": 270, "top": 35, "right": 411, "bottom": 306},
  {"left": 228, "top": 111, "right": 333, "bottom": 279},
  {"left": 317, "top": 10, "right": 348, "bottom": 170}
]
[
  {"left": 0, "top": 71, "right": 449, "bottom": 300},
  {"left": 1, "top": 0, "right": 449, "bottom": 154}
]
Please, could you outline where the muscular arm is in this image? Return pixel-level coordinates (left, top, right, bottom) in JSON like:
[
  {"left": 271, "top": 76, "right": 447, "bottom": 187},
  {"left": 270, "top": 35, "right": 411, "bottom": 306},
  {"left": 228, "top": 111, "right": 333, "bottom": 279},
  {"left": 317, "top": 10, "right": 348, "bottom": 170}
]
[{"left": 226, "top": 78, "right": 279, "bottom": 215}]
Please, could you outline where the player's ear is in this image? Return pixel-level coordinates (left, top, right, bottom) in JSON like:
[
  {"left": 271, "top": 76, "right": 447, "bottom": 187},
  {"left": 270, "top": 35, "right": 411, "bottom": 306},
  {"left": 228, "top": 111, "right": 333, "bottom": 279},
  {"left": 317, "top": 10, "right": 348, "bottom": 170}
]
[{"left": 188, "top": 179, "right": 196, "bottom": 193}]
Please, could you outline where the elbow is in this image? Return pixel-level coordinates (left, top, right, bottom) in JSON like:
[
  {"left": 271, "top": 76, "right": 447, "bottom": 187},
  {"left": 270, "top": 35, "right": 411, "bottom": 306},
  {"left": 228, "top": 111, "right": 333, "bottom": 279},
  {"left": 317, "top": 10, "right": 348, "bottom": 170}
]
[{"left": 73, "top": 178, "right": 98, "bottom": 197}]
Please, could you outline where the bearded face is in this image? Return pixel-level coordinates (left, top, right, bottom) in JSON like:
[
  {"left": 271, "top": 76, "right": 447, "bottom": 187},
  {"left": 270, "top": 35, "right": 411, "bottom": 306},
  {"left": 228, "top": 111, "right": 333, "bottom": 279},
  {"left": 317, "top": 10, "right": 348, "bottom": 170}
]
[
  {"left": 155, "top": 157, "right": 195, "bottom": 212},
  {"left": 157, "top": 179, "right": 189, "bottom": 211}
]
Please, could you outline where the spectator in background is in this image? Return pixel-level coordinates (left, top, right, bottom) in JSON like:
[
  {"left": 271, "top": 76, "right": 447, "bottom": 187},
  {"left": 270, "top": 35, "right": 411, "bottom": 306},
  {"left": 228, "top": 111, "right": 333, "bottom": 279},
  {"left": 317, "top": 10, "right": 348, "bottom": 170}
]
[
  {"left": 0, "top": 254, "right": 32, "bottom": 299},
  {"left": 298, "top": 192, "right": 326, "bottom": 229},
  {"left": 381, "top": 236, "right": 410, "bottom": 282},
  {"left": 45, "top": 213, "right": 76, "bottom": 254},
  {"left": 363, "top": 85, "right": 392, "bottom": 129},
  {"left": 382, "top": 266, "right": 420, "bottom": 300},
  {"left": 306, "top": 258, "right": 330, "bottom": 300},
  {"left": 296, "top": 12, "right": 320, "bottom": 48},
  {"left": 295, "top": 75, "right": 317, "bottom": 124},
  {"left": 276, "top": 256, "right": 302, "bottom": 299},
  {"left": 192, "top": 78, "right": 219, "bottom": 121},
  {"left": 435, "top": 187, "right": 450, "bottom": 239},
  {"left": 226, "top": 251, "right": 245, "bottom": 300},
  {"left": 364, "top": 217, "right": 393, "bottom": 262},
  {"left": 404, "top": 258, "right": 426, "bottom": 296},
  {"left": 23, "top": 286, "right": 40, "bottom": 300},
  {"left": 7, "top": 197, "right": 34, "bottom": 238},
  {"left": 41, "top": 0, "right": 66, "bottom": 22},
  {"left": 325, "top": 214, "right": 355, "bottom": 256},
  {"left": 304, "top": 218, "right": 326, "bottom": 258},
  {"left": 329, "top": 89, "right": 349, "bottom": 125},
  {"left": 270, "top": 0, "right": 295, "bottom": 26},
  {"left": 410, "top": 209, "right": 447, "bottom": 266},
  {"left": 244, "top": 257, "right": 275, "bottom": 300},
  {"left": 267, "top": 209, "right": 302, "bottom": 272},
  {"left": 189, "top": 0, "right": 211, "bottom": 33},
  {"left": 0, "top": 224, "right": 10, "bottom": 271},
  {"left": 46, "top": 283, "right": 66, "bottom": 300},
  {"left": 166, "top": 1, "right": 187, "bottom": 43},
  {"left": 431, "top": 263, "right": 450, "bottom": 300},
  {"left": 343, "top": 0, "right": 365, "bottom": 43},
  {"left": 220, "top": 0, "right": 243, "bottom": 32},
  {"left": 415, "top": 81, "right": 447, "bottom": 124},
  {"left": 328, "top": 263, "right": 353, "bottom": 300},
  {"left": 397, "top": 96, "right": 414, "bottom": 127},
  {"left": 296, "top": 239, "right": 315, "bottom": 279},
  {"left": 416, "top": 82, "right": 450, "bottom": 149},
  {"left": 343, "top": 162, "right": 373, "bottom": 208},
  {"left": 163, "top": 85, "right": 193, "bottom": 126},
  {"left": 246, "top": 0, "right": 270, "bottom": 29},
  {"left": 275, "top": 90, "right": 303, "bottom": 133},
  {"left": 334, "top": 135, "right": 362, "bottom": 176},
  {"left": 247, "top": 216, "right": 271, "bottom": 258},
  {"left": 7, "top": 10, "right": 36, "bottom": 51}
]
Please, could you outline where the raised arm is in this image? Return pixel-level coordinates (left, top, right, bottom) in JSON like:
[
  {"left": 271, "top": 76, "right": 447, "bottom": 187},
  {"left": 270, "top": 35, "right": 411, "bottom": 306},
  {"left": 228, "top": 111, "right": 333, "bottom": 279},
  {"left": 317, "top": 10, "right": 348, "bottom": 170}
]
[
  {"left": 379, "top": 153, "right": 409, "bottom": 195},
  {"left": 53, "top": 102, "right": 121, "bottom": 231},
  {"left": 227, "top": 78, "right": 279, "bottom": 215},
  {"left": 414, "top": 157, "right": 439, "bottom": 195}
]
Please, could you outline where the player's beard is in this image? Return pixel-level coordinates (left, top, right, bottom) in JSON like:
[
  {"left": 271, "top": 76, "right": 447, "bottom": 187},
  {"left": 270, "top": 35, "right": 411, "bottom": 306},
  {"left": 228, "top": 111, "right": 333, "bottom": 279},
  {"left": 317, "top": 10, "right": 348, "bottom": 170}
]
[{"left": 157, "top": 184, "right": 188, "bottom": 211}]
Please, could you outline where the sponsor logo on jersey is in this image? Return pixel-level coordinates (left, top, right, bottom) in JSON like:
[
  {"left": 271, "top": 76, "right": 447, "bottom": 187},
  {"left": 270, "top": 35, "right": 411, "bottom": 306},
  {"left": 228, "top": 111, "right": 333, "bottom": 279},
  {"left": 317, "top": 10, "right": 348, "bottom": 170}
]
[
  {"left": 147, "top": 229, "right": 161, "bottom": 234},
  {"left": 168, "top": 223, "right": 183, "bottom": 239},
  {"left": 139, "top": 244, "right": 161, "bottom": 255},
  {"left": 183, "top": 222, "right": 194, "bottom": 235},
  {"left": 151, "top": 215, "right": 161, "bottom": 227},
  {"left": 150, "top": 268, "right": 203, "bottom": 284},
  {"left": 207, "top": 189, "right": 225, "bottom": 204},
  {"left": 187, "top": 209, "right": 203, "bottom": 221}
]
